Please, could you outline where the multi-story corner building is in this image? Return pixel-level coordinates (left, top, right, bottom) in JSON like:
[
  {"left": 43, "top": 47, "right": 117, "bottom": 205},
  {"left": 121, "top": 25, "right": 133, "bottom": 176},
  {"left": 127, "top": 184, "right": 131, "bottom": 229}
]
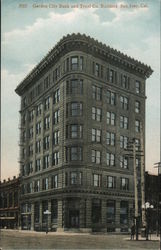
[
  {"left": 0, "top": 176, "right": 20, "bottom": 229},
  {"left": 15, "top": 34, "right": 152, "bottom": 232}
]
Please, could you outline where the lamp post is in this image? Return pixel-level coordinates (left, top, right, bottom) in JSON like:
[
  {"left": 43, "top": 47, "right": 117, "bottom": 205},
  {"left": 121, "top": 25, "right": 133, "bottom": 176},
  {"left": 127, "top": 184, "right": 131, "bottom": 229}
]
[
  {"left": 142, "top": 202, "right": 154, "bottom": 240},
  {"left": 43, "top": 210, "right": 51, "bottom": 234}
]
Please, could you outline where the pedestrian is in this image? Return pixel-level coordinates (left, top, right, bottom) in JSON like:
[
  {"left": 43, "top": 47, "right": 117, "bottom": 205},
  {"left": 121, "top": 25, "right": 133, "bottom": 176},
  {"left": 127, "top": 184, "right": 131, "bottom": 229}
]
[{"left": 131, "top": 224, "right": 135, "bottom": 240}]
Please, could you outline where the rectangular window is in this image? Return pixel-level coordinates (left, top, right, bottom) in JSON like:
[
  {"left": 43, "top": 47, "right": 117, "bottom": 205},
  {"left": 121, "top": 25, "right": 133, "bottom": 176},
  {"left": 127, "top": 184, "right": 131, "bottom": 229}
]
[
  {"left": 36, "top": 122, "right": 41, "bottom": 135},
  {"left": 121, "top": 75, "right": 129, "bottom": 89},
  {"left": 55, "top": 66, "right": 60, "bottom": 81},
  {"left": 80, "top": 56, "right": 83, "bottom": 71},
  {"left": 136, "top": 158, "right": 141, "bottom": 169},
  {"left": 34, "top": 202, "right": 40, "bottom": 223},
  {"left": 42, "top": 178, "right": 49, "bottom": 190},
  {"left": 120, "top": 178, "right": 129, "bottom": 190},
  {"left": 135, "top": 101, "right": 140, "bottom": 113},
  {"left": 52, "top": 175, "right": 58, "bottom": 188},
  {"left": 27, "top": 182, "right": 33, "bottom": 194},
  {"left": 53, "top": 110, "right": 60, "bottom": 124},
  {"left": 44, "top": 116, "right": 50, "bottom": 130},
  {"left": 43, "top": 155, "right": 50, "bottom": 169},
  {"left": 52, "top": 152, "right": 59, "bottom": 166},
  {"left": 92, "top": 128, "right": 101, "bottom": 142},
  {"left": 53, "top": 89, "right": 60, "bottom": 104},
  {"left": 120, "top": 136, "right": 128, "bottom": 149},
  {"left": 136, "top": 81, "right": 140, "bottom": 94},
  {"left": 109, "top": 69, "right": 114, "bottom": 83},
  {"left": 35, "top": 159, "right": 41, "bottom": 172},
  {"left": 107, "top": 90, "right": 116, "bottom": 105},
  {"left": 53, "top": 131, "right": 59, "bottom": 145},
  {"left": 120, "top": 96, "right": 128, "bottom": 110},
  {"left": 71, "top": 56, "right": 78, "bottom": 70},
  {"left": 120, "top": 201, "right": 128, "bottom": 225},
  {"left": 120, "top": 116, "right": 128, "bottom": 129},
  {"left": 106, "top": 132, "right": 115, "bottom": 146},
  {"left": 135, "top": 120, "right": 140, "bottom": 132},
  {"left": 34, "top": 180, "right": 40, "bottom": 192},
  {"left": 106, "top": 153, "right": 115, "bottom": 166},
  {"left": 120, "top": 156, "right": 128, "bottom": 169},
  {"left": 36, "top": 103, "right": 42, "bottom": 116},
  {"left": 92, "top": 150, "right": 101, "bottom": 164},
  {"left": 71, "top": 102, "right": 83, "bottom": 116},
  {"left": 67, "top": 79, "right": 83, "bottom": 95},
  {"left": 36, "top": 140, "right": 41, "bottom": 153},
  {"left": 107, "top": 176, "right": 116, "bottom": 189},
  {"left": 92, "top": 107, "right": 102, "bottom": 121},
  {"left": 29, "top": 110, "right": 34, "bottom": 122},
  {"left": 107, "top": 200, "right": 115, "bottom": 224},
  {"left": 107, "top": 112, "right": 115, "bottom": 125},
  {"left": 70, "top": 172, "right": 82, "bottom": 185},
  {"left": 51, "top": 200, "right": 58, "bottom": 223},
  {"left": 29, "top": 127, "right": 33, "bottom": 138},
  {"left": 95, "top": 63, "right": 100, "bottom": 77},
  {"left": 28, "top": 162, "right": 33, "bottom": 174},
  {"left": 135, "top": 139, "right": 140, "bottom": 151},
  {"left": 70, "top": 125, "right": 82, "bottom": 139},
  {"left": 92, "top": 85, "right": 102, "bottom": 101},
  {"left": 44, "top": 136, "right": 50, "bottom": 150},
  {"left": 28, "top": 144, "right": 33, "bottom": 156},
  {"left": 70, "top": 147, "right": 82, "bottom": 161},
  {"left": 44, "top": 96, "right": 50, "bottom": 111},
  {"left": 93, "top": 174, "right": 101, "bottom": 187}
]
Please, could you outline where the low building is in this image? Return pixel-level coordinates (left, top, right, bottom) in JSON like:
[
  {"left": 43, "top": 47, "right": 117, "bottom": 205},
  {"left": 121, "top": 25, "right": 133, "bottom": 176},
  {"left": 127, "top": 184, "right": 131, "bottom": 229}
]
[
  {"left": 0, "top": 176, "right": 20, "bottom": 229},
  {"left": 145, "top": 171, "right": 160, "bottom": 232}
]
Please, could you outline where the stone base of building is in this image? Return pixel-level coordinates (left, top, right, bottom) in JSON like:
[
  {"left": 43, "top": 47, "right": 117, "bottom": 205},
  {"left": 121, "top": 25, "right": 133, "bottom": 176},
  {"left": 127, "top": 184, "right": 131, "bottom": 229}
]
[{"left": 80, "top": 228, "right": 92, "bottom": 233}]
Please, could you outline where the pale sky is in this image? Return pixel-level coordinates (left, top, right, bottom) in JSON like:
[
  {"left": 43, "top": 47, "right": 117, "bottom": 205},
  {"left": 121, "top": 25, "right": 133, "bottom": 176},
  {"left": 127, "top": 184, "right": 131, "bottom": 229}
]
[{"left": 1, "top": 0, "right": 160, "bottom": 180}]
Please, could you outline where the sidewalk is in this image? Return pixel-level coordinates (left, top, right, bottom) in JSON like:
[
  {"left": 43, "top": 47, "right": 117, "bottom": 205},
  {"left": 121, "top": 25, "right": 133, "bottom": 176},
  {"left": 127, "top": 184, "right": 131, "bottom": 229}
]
[{"left": 124, "top": 234, "right": 160, "bottom": 241}]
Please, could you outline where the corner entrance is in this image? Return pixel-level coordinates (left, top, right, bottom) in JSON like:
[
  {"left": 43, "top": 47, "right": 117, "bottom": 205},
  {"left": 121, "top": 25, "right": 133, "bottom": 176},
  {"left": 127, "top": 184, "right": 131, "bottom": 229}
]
[{"left": 69, "top": 210, "right": 79, "bottom": 228}]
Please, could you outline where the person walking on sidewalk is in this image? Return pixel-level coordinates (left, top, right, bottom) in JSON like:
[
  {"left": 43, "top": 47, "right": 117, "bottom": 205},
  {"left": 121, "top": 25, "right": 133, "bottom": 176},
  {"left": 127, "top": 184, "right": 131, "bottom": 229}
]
[{"left": 131, "top": 224, "right": 135, "bottom": 240}]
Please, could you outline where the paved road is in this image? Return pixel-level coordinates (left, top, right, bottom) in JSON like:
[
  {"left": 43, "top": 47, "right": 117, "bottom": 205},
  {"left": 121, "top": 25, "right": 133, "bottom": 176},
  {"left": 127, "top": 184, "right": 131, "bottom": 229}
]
[{"left": 0, "top": 230, "right": 160, "bottom": 250}]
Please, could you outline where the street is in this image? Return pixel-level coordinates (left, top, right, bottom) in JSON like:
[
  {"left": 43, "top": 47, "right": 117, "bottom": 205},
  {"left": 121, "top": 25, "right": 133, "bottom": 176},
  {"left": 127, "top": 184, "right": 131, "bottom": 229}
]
[{"left": 0, "top": 230, "right": 160, "bottom": 250}]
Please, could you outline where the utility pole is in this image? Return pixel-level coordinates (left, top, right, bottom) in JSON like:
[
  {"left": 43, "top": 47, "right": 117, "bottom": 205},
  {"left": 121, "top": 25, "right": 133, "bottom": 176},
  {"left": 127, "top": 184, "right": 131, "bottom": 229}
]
[
  {"left": 140, "top": 125, "right": 146, "bottom": 227},
  {"left": 133, "top": 139, "right": 139, "bottom": 241},
  {"left": 126, "top": 138, "right": 140, "bottom": 240}
]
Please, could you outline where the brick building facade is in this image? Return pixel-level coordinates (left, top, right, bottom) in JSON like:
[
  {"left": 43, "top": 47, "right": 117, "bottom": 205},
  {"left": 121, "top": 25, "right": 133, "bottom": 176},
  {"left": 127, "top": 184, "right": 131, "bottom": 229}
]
[
  {"left": 0, "top": 176, "right": 20, "bottom": 229},
  {"left": 15, "top": 34, "right": 152, "bottom": 232}
]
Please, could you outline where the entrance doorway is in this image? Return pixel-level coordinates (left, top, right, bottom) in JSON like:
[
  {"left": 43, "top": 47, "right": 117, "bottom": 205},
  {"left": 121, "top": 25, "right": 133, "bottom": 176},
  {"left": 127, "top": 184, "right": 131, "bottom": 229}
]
[{"left": 69, "top": 210, "right": 79, "bottom": 228}]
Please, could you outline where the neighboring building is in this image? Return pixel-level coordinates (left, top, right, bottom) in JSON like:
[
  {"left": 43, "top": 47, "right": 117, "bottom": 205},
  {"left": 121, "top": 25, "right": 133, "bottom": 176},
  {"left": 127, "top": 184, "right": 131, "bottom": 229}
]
[
  {"left": 0, "top": 176, "right": 20, "bottom": 229},
  {"left": 145, "top": 171, "right": 161, "bottom": 232},
  {"left": 15, "top": 33, "right": 153, "bottom": 232}
]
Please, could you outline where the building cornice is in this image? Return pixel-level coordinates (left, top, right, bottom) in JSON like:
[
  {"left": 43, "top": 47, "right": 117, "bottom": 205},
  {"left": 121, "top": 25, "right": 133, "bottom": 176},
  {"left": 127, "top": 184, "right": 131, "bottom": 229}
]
[{"left": 15, "top": 33, "right": 153, "bottom": 96}]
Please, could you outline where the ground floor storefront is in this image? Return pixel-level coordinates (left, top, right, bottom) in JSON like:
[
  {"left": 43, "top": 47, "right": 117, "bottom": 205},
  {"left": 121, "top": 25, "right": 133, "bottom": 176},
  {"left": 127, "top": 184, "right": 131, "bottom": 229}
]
[{"left": 20, "top": 195, "right": 135, "bottom": 232}]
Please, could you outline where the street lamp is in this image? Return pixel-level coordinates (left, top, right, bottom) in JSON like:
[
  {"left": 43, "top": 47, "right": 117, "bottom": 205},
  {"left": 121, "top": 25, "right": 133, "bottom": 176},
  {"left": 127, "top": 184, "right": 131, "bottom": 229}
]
[
  {"left": 43, "top": 210, "right": 51, "bottom": 234},
  {"left": 142, "top": 202, "right": 154, "bottom": 240}
]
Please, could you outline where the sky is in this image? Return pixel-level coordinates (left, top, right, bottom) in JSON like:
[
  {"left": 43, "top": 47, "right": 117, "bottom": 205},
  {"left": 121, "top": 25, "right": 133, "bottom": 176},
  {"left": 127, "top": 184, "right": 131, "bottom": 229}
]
[{"left": 1, "top": 0, "right": 160, "bottom": 180}]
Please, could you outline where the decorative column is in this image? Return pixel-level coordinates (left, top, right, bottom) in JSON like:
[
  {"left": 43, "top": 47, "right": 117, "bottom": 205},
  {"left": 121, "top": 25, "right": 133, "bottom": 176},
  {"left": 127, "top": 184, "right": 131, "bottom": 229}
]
[
  {"left": 80, "top": 199, "right": 85, "bottom": 230},
  {"left": 31, "top": 203, "right": 34, "bottom": 230},
  {"left": 57, "top": 199, "right": 63, "bottom": 232},
  {"left": 39, "top": 201, "right": 42, "bottom": 231},
  {"left": 48, "top": 200, "right": 51, "bottom": 231},
  {"left": 85, "top": 198, "right": 92, "bottom": 232},
  {"left": 115, "top": 200, "right": 120, "bottom": 232},
  {"left": 101, "top": 199, "right": 107, "bottom": 232}
]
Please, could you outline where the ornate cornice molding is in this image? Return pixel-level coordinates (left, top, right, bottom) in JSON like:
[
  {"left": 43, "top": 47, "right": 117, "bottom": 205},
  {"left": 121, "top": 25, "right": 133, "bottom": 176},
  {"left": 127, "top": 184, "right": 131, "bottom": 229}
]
[{"left": 15, "top": 33, "right": 153, "bottom": 95}]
